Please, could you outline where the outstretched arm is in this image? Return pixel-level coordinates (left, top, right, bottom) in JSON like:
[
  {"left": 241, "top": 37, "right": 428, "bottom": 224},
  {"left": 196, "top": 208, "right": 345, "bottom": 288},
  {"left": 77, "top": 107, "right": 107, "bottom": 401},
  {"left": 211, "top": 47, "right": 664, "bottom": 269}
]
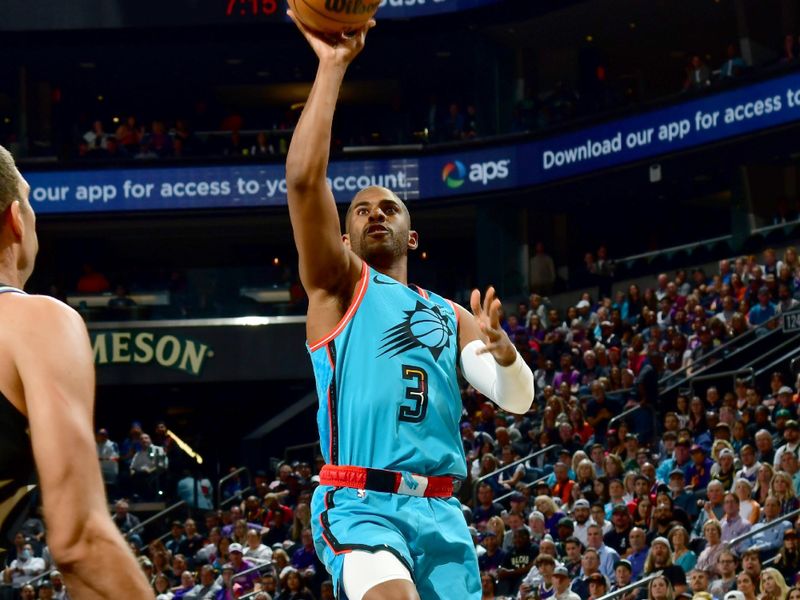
[
  {"left": 454, "top": 287, "right": 534, "bottom": 414},
  {"left": 12, "top": 296, "right": 152, "bottom": 599},
  {"left": 285, "top": 13, "right": 375, "bottom": 296}
]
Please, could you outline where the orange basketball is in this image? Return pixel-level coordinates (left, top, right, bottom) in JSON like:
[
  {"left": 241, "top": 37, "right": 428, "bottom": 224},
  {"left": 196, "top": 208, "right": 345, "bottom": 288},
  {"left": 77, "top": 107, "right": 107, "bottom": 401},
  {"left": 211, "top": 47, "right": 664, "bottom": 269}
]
[{"left": 288, "top": 0, "right": 380, "bottom": 35}]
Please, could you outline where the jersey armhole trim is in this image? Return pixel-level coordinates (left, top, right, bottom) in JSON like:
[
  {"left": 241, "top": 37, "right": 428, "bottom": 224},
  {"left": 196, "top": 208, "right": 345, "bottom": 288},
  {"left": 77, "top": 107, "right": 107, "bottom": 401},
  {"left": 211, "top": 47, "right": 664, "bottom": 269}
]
[{"left": 308, "top": 261, "right": 370, "bottom": 352}]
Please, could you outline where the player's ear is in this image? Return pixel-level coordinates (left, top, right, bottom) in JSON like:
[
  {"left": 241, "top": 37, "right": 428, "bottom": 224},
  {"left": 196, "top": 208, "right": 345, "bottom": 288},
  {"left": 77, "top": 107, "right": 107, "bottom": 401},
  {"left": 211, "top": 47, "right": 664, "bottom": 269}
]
[
  {"left": 7, "top": 200, "right": 24, "bottom": 240},
  {"left": 408, "top": 230, "right": 419, "bottom": 250},
  {"left": 342, "top": 233, "right": 352, "bottom": 249}
]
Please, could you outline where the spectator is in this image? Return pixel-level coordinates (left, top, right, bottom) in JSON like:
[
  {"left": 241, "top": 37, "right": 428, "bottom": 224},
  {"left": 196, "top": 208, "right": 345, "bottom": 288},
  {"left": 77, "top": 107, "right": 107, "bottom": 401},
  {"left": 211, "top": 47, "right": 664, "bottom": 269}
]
[
  {"left": 695, "top": 520, "right": 724, "bottom": 575},
  {"left": 708, "top": 551, "right": 739, "bottom": 598},
  {"left": 684, "top": 56, "right": 711, "bottom": 91},
  {"left": 184, "top": 564, "right": 221, "bottom": 599},
  {"left": 759, "top": 568, "right": 789, "bottom": 600},
  {"left": 1, "top": 543, "right": 46, "bottom": 590},
  {"left": 223, "top": 543, "right": 259, "bottom": 597},
  {"left": 96, "top": 427, "right": 120, "bottom": 494},
  {"left": 83, "top": 120, "right": 109, "bottom": 152},
  {"left": 111, "top": 499, "right": 143, "bottom": 548},
  {"left": 648, "top": 575, "right": 674, "bottom": 600},
  {"left": 530, "top": 242, "right": 557, "bottom": 295},
  {"left": 130, "top": 432, "right": 168, "bottom": 499},
  {"left": 748, "top": 287, "right": 777, "bottom": 327},
  {"left": 720, "top": 44, "right": 746, "bottom": 79},
  {"left": 76, "top": 263, "right": 111, "bottom": 294}
]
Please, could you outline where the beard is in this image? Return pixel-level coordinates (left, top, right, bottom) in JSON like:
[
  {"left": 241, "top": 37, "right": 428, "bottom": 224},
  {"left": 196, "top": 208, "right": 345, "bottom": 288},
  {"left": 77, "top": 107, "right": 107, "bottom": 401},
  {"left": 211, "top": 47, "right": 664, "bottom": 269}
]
[{"left": 355, "top": 230, "right": 407, "bottom": 265}]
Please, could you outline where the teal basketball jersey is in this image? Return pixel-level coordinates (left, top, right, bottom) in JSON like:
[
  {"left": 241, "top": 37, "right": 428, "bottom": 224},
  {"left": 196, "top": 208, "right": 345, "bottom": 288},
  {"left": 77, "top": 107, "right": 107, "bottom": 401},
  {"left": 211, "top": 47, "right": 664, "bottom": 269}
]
[{"left": 307, "top": 261, "right": 466, "bottom": 479}]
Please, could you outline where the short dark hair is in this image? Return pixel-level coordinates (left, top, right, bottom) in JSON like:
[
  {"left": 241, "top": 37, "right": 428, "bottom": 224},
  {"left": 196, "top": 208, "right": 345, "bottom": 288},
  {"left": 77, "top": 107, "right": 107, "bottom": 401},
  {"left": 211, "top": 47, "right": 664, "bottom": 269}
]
[{"left": 0, "top": 145, "right": 20, "bottom": 215}]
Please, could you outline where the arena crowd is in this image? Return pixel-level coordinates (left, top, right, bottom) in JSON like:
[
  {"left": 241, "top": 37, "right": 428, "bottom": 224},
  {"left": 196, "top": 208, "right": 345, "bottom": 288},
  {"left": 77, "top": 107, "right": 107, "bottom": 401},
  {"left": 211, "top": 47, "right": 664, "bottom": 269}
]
[{"left": 4, "top": 245, "right": 800, "bottom": 600}]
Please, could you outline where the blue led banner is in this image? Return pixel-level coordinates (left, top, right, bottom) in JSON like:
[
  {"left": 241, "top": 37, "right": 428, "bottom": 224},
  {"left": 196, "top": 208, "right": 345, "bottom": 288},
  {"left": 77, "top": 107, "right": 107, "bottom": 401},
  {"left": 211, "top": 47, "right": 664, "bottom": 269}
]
[{"left": 26, "top": 71, "right": 800, "bottom": 214}]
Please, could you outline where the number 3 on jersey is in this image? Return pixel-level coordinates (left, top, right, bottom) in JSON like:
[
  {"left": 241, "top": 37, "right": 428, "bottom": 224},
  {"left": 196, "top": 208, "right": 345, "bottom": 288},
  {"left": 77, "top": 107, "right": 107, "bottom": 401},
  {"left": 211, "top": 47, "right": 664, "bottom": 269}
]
[{"left": 399, "top": 365, "right": 429, "bottom": 423}]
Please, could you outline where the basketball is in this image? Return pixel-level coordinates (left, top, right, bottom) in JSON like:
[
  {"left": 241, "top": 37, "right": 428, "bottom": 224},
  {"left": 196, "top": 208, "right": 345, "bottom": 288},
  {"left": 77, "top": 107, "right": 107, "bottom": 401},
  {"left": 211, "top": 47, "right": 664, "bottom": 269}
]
[
  {"left": 288, "top": 0, "right": 380, "bottom": 35},
  {"left": 409, "top": 309, "right": 449, "bottom": 349}
]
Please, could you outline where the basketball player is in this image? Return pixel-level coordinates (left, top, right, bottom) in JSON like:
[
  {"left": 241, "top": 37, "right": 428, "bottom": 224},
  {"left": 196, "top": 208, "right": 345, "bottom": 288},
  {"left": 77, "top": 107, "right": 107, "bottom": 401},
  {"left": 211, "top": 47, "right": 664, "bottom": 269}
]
[
  {"left": 286, "top": 13, "right": 534, "bottom": 600},
  {"left": 0, "top": 146, "right": 152, "bottom": 598}
]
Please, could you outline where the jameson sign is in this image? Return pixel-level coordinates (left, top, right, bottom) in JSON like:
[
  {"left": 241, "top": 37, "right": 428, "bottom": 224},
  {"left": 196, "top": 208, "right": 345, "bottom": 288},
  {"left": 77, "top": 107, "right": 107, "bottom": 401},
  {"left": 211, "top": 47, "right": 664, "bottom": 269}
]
[
  {"left": 91, "top": 331, "right": 213, "bottom": 376},
  {"left": 87, "top": 317, "right": 311, "bottom": 385}
]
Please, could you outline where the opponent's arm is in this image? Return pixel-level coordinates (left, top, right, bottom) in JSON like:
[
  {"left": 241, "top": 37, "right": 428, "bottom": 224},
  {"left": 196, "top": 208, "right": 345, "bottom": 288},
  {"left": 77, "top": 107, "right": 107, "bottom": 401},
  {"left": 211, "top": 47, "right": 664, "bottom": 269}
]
[
  {"left": 454, "top": 287, "right": 534, "bottom": 414},
  {"left": 13, "top": 296, "right": 152, "bottom": 599},
  {"left": 285, "top": 13, "right": 374, "bottom": 295}
]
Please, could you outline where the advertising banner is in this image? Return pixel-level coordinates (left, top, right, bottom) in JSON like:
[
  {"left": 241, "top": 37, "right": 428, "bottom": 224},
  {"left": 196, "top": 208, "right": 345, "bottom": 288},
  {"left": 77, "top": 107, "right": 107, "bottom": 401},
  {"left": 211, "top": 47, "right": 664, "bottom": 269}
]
[
  {"left": 88, "top": 317, "right": 311, "bottom": 385},
  {"left": 26, "top": 72, "right": 800, "bottom": 214}
]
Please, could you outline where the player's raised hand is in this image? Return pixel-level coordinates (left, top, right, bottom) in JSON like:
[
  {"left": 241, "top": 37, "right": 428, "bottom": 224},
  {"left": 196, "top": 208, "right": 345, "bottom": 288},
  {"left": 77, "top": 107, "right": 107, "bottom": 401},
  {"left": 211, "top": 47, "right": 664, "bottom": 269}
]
[
  {"left": 470, "top": 286, "right": 517, "bottom": 367},
  {"left": 287, "top": 10, "right": 376, "bottom": 67}
]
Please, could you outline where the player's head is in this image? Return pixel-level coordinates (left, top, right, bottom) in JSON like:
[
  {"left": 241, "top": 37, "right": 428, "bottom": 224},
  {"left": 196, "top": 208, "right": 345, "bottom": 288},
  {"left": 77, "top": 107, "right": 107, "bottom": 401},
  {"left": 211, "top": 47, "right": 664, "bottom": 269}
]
[
  {"left": 0, "top": 145, "right": 38, "bottom": 285},
  {"left": 343, "top": 186, "right": 417, "bottom": 266}
]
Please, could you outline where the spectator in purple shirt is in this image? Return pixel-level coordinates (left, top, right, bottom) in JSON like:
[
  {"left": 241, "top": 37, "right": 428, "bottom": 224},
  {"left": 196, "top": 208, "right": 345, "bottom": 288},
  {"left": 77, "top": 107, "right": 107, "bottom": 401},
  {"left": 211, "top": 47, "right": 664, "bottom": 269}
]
[
  {"left": 222, "top": 543, "right": 259, "bottom": 597},
  {"left": 553, "top": 353, "right": 580, "bottom": 392},
  {"left": 290, "top": 529, "right": 318, "bottom": 574}
]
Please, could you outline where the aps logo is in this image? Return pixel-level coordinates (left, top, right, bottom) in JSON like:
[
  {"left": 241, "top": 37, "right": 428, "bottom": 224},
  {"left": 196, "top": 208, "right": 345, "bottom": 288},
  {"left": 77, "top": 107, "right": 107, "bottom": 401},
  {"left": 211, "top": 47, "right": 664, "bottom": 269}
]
[{"left": 441, "top": 158, "right": 511, "bottom": 189}]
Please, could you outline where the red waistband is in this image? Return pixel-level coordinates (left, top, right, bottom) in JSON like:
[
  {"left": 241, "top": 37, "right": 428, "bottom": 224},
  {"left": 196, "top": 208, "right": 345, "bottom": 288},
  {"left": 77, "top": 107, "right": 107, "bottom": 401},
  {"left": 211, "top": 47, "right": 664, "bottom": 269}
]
[{"left": 319, "top": 465, "right": 454, "bottom": 498}]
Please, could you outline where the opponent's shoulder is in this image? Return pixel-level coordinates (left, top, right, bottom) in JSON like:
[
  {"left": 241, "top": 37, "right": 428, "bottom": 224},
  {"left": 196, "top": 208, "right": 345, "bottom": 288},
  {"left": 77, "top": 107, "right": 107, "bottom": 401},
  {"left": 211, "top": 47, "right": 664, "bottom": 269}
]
[{"left": 5, "top": 293, "right": 84, "bottom": 330}]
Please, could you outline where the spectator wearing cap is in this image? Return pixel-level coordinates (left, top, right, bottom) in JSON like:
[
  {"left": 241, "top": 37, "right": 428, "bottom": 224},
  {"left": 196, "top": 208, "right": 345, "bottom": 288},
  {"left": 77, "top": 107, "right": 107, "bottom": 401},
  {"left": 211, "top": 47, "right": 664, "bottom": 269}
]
[
  {"left": 554, "top": 564, "right": 581, "bottom": 600},
  {"left": 686, "top": 445, "right": 713, "bottom": 490},
  {"left": 605, "top": 504, "right": 634, "bottom": 555},
  {"left": 669, "top": 468, "right": 699, "bottom": 519},
  {"left": 711, "top": 448, "right": 737, "bottom": 491},
  {"left": 587, "top": 523, "right": 620, "bottom": 582},
  {"left": 586, "top": 572, "right": 609, "bottom": 600},
  {"left": 479, "top": 530, "right": 506, "bottom": 575},
  {"left": 220, "top": 542, "right": 258, "bottom": 597},
  {"left": 610, "top": 560, "right": 632, "bottom": 593},
  {"left": 747, "top": 287, "right": 777, "bottom": 327},
  {"left": 572, "top": 499, "right": 593, "bottom": 547},
  {"left": 165, "top": 520, "right": 186, "bottom": 556},
  {"left": 774, "top": 418, "right": 800, "bottom": 469},
  {"left": 625, "top": 527, "right": 648, "bottom": 579},
  {"left": 773, "top": 528, "right": 800, "bottom": 585},
  {"left": 96, "top": 427, "right": 120, "bottom": 494}
]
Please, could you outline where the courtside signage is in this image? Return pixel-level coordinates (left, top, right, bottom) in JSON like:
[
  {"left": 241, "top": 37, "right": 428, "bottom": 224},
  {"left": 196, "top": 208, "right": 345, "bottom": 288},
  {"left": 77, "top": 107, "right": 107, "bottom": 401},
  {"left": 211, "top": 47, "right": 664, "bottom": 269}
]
[{"left": 27, "top": 72, "right": 800, "bottom": 213}]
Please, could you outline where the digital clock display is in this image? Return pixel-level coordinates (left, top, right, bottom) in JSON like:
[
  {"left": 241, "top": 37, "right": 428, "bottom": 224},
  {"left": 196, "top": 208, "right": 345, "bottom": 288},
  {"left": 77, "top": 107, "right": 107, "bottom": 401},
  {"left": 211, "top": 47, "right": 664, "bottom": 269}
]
[{"left": 225, "top": 0, "right": 279, "bottom": 18}]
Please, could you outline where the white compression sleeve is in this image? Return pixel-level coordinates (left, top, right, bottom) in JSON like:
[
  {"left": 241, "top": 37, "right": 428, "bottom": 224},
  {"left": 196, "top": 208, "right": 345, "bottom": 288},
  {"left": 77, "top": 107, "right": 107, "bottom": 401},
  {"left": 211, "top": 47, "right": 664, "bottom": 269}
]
[{"left": 460, "top": 339, "right": 534, "bottom": 414}]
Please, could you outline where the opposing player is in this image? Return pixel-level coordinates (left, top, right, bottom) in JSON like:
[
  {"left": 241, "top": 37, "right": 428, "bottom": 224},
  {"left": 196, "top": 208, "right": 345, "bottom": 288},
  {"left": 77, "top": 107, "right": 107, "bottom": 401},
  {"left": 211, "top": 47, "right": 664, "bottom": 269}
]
[
  {"left": 0, "top": 146, "right": 152, "bottom": 599},
  {"left": 285, "top": 14, "right": 535, "bottom": 600}
]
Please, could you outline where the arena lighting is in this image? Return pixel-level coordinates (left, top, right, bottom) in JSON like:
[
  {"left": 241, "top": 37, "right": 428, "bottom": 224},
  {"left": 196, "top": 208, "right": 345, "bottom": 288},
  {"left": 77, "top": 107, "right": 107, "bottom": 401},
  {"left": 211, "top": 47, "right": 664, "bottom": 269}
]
[{"left": 166, "top": 429, "right": 204, "bottom": 465}]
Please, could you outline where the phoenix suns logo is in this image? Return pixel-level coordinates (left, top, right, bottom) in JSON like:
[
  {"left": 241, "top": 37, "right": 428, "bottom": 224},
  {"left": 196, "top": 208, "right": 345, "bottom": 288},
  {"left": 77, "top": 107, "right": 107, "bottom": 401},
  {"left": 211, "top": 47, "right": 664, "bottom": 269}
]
[{"left": 378, "top": 301, "right": 453, "bottom": 361}]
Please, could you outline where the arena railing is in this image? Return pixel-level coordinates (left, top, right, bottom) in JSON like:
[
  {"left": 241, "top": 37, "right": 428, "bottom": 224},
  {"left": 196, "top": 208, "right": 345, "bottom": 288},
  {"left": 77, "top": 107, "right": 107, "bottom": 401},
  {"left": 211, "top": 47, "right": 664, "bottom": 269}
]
[
  {"left": 596, "top": 570, "right": 662, "bottom": 600},
  {"left": 472, "top": 445, "right": 558, "bottom": 505},
  {"left": 688, "top": 368, "right": 754, "bottom": 397},
  {"left": 753, "top": 342, "right": 800, "bottom": 380},
  {"left": 494, "top": 473, "right": 550, "bottom": 504},
  {"left": 607, "top": 403, "right": 641, "bottom": 429},
  {"left": 217, "top": 466, "right": 252, "bottom": 509},
  {"left": 22, "top": 568, "right": 58, "bottom": 588},
  {"left": 724, "top": 507, "right": 800, "bottom": 550},
  {"left": 659, "top": 316, "right": 781, "bottom": 397},
  {"left": 125, "top": 500, "right": 187, "bottom": 541},
  {"left": 218, "top": 559, "right": 275, "bottom": 597}
]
